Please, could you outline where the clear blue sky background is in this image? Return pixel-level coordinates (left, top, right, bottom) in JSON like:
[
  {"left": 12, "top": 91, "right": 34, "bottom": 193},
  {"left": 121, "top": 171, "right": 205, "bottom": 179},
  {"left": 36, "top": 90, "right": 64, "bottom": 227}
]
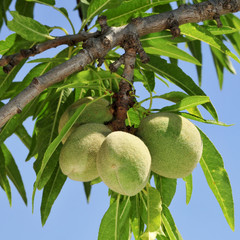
[{"left": 0, "top": 1, "right": 240, "bottom": 239}]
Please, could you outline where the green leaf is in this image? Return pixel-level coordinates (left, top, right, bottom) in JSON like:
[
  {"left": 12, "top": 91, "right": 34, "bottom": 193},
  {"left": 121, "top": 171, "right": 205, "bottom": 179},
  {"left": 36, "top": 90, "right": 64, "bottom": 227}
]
[
  {"left": 134, "top": 69, "right": 155, "bottom": 93},
  {"left": 7, "top": 11, "right": 53, "bottom": 42},
  {"left": 1, "top": 144, "right": 27, "bottom": 205},
  {"left": 180, "top": 23, "right": 240, "bottom": 63},
  {"left": 103, "top": 0, "right": 176, "bottom": 27},
  {"left": 0, "top": 61, "right": 26, "bottom": 100},
  {"left": 142, "top": 40, "right": 201, "bottom": 65},
  {"left": 15, "top": 0, "right": 35, "bottom": 18},
  {"left": 187, "top": 40, "right": 202, "bottom": 85},
  {"left": 83, "top": 181, "right": 92, "bottom": 203},
  {"left": 159, "top": 95, "right": 210, "bottom": 112},
  {"left": 179, "top": 112, "right": 232, "bottom": 127},
  {"left": 0, "top": 146, "right": 12, "bottom": 206},
  {"left": 141, "top": 55, "right": 218, "bottom": 121},
  {"left": 15, "top": 125, "right": 32, "bottom": 150},
  {"left": 205, "top": 25, "right": 238, "bottom": 35},
  {"left": 154, "top": 174, "right": 176, "bottom": 207},
  {"left": 145, "top": 186, "right": 162, "bottom": 233},
  {"left": 125, "top": 108, "right": 142, "bottom": 128},
  {"left": 161, "top": 205, "right": 183, "bottom": 240},
  {"left": 199, "top": 129, "right": 235, "bottom": 231},
  {"left": 40, "top": 164, "right": 67, "bottom": 226},
  {"left": 0, "top": 33, "right": 16, "bottom": 55},
  {"left": 98, "top": 196, "right": 131, "bottom": 240},
  {"left": 131, "top": 195, "right": 144, "bottom": 240},
  {"left": 26, "top": 0, "right": 55, "bottom": 5},
  {"left": 0, "top": 100, "right": 36, "bottom": 144},
  {"left": 183, "top": 174, "right": 192, "bottom": 205}
]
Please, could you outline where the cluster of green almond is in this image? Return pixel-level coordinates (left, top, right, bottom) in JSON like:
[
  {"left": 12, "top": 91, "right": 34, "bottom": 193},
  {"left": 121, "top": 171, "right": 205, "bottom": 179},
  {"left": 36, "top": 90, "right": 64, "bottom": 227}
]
[{"left": 59, "top": 97, "right": 203, "bottom": 196}]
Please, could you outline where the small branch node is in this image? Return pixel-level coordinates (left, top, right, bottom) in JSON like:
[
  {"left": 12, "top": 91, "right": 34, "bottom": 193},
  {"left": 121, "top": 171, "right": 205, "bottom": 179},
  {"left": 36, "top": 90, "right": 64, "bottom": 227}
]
[
  {"left": 109, "top": 55, "right": 125, "bottom": 72},
  {"left": 213, "top": 13, "right": 223, "bottom": 27},
  {"left": 167, "top": 14, "right": 181, "bottom": 38},
  {"left": 17, "top": 107, "right": 22, "bottom": 114},
  {"left": 98, "top": 15, "right": 109, "bottom": 33}
]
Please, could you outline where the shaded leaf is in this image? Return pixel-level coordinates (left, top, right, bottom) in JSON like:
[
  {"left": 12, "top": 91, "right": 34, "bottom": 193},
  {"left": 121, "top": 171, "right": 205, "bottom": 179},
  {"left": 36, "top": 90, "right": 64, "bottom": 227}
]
[
  {"left": 154, "top": 174, "right": 177, "bottom": 207},
  {"left": 0, "top": 146, "right": 12, "bottom": 206},
  {"left": 83, "top": 181, "right": 92, "bottom": 203},
  {"left": 199, "top": 129, "right": 235, "bottom": 231},
  {"left": 41, "top": 164, "right": 67, "bottom": 225},
  {"left": 15, "top": 0, "right": 35, "bottom": 18},
  {"left": 1, "top": 143, "right": 27, "bottom": 205},
  {"left": 187, "top": 40, "right": 202, "bottom": 85}
]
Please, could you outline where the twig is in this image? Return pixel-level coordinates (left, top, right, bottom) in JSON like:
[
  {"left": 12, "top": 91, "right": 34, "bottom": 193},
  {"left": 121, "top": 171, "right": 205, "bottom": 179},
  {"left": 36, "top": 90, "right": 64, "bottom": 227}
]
[
  {"left": 0, "top": 0, "right": 239, "bottom": 128},
  {"left": 0, "top": 31, "right": 100, "bottom": 72}
]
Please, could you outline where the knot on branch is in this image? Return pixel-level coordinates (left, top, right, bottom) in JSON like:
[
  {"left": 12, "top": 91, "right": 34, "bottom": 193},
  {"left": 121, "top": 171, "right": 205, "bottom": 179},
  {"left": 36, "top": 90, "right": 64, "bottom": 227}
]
[
  {"left": 213, "top": 13, "right": 223, "bottom": 27},
  {"left": 98, "top": 15, "right": 110, "bottom": 34},
  {"left": 167, "top": 14, "right": 181, "bottom": 38},
  {"left": 223, "top": 0, "right": 239, "bottom": 11}
]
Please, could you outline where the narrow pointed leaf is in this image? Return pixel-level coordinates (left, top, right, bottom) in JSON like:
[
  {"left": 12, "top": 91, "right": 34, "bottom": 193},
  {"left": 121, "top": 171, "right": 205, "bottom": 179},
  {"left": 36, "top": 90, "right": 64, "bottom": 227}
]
[
  {"left": 83, "top": 181, "right": 92, "bottom": 203},
  {"left": 41, "top": 164, "right": 66, "bottom": 226},
  {"left": 199, "top": 129, "right": 234, "bottom": 230},
  {"left": 1, "top": 144, "right": 27, "bottom": 205},
  {"left": 104, "top": 0, "right": 176, "bottom": 27},
  {"left": 0, "top": 146, "right": 12, "bottom": 206},
  {"left": 183, "top": 174, "right": 193, "bottom": 205},
  {"left": 143, "top": 42, "right": 201, "bottom": 65},
  {"left": 187, "top": 40, "right": 202, "bottom": 85},
  {"left": 0, "top": 61, "right": 26, "bottom": 100},
  {"left": 26, "top": 0, "right": 55, "bottom": 5},
  {"left": 162, "top": 205, "right": 183, "bottom": 240},
  {"left": 7, "top": 11, "right": 53, "bottom": 42},
  {"left": 180, "top": 23, "right": 240, "bottom": 63},
  {"left": 154, "top": 174, "right": 177, "bottom": 207},
  {"left": 141, "top": 55, "right": 218, "bottom": 121},
  {"left": 159, "top": 96, "right": 210, "bottom": 112},
  {"left": 146, "top": 186, "right": 162, "bottom": 233},
  {"left": 98, "top": 196, "right": 131, "bottom": 240}
]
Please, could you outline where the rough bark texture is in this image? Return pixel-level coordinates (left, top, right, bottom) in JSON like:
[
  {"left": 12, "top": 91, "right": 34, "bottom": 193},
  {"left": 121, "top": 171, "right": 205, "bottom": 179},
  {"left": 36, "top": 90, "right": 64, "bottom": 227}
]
[{"left": 0, "top": 0, "right": 239, "bottom": 128}]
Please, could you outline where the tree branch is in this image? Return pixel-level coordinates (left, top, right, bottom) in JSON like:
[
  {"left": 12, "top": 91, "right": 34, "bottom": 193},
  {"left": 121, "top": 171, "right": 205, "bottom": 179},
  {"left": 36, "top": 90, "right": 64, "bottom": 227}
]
[
  {"left": 0, "top": 0, "right": 239, "bottom": 128},
  {"left": 0, "top": 31, "right": 100, "bottom": 73}
]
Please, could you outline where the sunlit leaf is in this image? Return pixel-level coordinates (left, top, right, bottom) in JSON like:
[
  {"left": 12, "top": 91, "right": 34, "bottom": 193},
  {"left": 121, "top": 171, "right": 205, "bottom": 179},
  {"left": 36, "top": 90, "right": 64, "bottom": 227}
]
[
  {"left": 183, "top": 174, "right": 192, "bottom": 205},
  {"left": 159, "top": 96, "right": 210, "bottom": 112},
  {"left": 7, "top": 11, "right": 53, "bottom": 42},
  {"left": 141, "top": 55, "right": 218, "bottom": 121},
  {"left": 98, "top": 196, "right": 131, "bottom": 240},
  {"left": 162, "top": 205, "right": 183, "bottom": 240},
  {"left": 199, "top": 129, "right": 235, "bottom": 231}
]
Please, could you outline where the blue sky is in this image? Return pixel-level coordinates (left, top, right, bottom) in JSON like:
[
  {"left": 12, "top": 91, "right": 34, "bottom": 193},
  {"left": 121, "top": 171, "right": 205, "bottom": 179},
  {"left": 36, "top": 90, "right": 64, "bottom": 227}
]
[{"left": 0, "top": 1, "right": 240, "bottom": 239}]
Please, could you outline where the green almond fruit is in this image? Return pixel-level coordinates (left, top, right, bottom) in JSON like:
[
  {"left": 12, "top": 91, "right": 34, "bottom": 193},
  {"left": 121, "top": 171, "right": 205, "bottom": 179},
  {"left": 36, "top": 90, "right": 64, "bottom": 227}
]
[
  {"left": 97, "top": 131, "right": 151, "bottom": 196},
  {"left": 137, "top": 112, "right": 203, "bottom": 178}
]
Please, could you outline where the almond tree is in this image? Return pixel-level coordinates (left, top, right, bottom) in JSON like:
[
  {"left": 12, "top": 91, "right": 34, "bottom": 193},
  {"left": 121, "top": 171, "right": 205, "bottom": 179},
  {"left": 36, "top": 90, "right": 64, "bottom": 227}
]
[{"left": 0, "top": 0, "right": 239, "bottom": 239}]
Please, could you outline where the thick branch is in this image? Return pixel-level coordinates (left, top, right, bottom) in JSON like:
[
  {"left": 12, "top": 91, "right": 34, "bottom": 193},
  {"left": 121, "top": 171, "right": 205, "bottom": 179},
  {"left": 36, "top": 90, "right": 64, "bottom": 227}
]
[{"left": 0, "top": 0, "right": 240, "bottom": 128}]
